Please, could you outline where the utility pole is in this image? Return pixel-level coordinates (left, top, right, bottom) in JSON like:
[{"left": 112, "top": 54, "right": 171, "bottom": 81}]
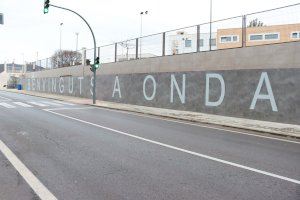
[
  {"left": 75, "top": 32, "right": 79, "bottom": 51},
  {"left": 209, "top": 0, "right": 212, "bottom": 51},
  {"left": 140, "top": 11, "right": 148, "bottom": 58},
  {"left": 44, "top": 2, "right": 98, "bottom": 104},
  {"left": 60, "top": 23, "right": 63, "bottom": 52}
]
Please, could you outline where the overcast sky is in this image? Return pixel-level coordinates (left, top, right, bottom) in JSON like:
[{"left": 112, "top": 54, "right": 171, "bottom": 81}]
[{"left": 0, "top": 0, "right": 299, "bottom": 63}]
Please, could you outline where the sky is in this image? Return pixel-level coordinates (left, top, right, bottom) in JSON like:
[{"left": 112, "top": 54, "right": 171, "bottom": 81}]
[{"left": 0, "top": 0, "right": 299, "bottom": 64}]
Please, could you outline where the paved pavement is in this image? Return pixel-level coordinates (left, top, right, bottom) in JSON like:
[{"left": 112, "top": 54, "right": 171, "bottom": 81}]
[{"left": 0, "top": 90, "right": 299, "bottom": 200}]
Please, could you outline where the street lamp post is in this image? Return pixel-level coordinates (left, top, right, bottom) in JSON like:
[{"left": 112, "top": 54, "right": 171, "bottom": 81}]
[
  {"left": 75, "top": 32, "right": 79, "bottom": 51},
  {"left": 139, "top": 11, "right": 148, "bottom": 58},
  {"left": 209, "top": 0, "right": 212, "bottom": 51},
  {"left": 49, "top": 4, "right": 97, "bottom": 104},
  {"left": 60, "top": 22, "right": 63, "bottom": 51}
]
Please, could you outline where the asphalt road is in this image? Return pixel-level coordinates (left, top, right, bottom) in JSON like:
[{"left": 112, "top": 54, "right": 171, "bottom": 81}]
[{"left": 0, "top": 90, "right": 299, "bottom": 200}]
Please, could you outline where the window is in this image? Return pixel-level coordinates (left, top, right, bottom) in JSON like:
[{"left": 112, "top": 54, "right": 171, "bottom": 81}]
[
  {"left": 250, "top": 34, "right": 263, "bottom": 41},
  {"left": 210, "top": 39, "right": 216, "bottom": 46},
  {"left": 249, "top": 33, "right": 279, "bottom": 41},
  {"left": 185, "top": 39, "right": 192, "bottom": 47},
  {"left": 291, "top": 32, "right": 300, "bottom": 39},
  {"left": 265, "top": 33, "right": 279, "bottom": 40},
  {"left": 232, "top": 36, "right": 238, "bottom": 42},
  {"left": 200, "top": 39, "right": 204, "bottom": 47},
  {"left": 220, "top": 35, "right": 239, "bottom": 43},
  {"left": 221, "top": 36, "right": 231, "bottom": 43}
]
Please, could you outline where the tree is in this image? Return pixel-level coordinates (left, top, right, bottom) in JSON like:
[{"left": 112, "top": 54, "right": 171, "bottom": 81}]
[
  {"left": 247, "top": 18, "right": 265, "bottom": 27},
  {"left": 51, "top": 50, "right": 82, "bottom": 68}
]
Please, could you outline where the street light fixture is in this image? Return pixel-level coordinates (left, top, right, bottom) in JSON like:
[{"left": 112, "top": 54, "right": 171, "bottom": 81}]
[
  {"left": 140, "top": 10, "right": 148, "bottom": 58},
  {"left": 75, "top": 32, "right": 79, "bottom": 51}
]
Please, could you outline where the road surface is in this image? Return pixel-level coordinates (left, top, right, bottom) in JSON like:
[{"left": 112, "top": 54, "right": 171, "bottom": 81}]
[{"left": 0, "top": 90, "right": 299, "bottom": 200}]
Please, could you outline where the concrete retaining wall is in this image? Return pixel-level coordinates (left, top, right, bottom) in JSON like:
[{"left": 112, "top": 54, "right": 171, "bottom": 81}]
[{"left": 20, "top": 42, "right": 300, "bottom": 125}]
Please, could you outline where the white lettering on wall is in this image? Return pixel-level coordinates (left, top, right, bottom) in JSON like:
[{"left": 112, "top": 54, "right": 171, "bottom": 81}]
[
  {"left": 250, "top": 72, "right": 278, "bottom": 112},
  {"left": 51, "top": 78, "right": 56, "bottom": 92},
  {"left": 143, "top": 75, "right": 156, "bottom": 101},
  {"left": 68, "top": 77, "right": 74, "bottom": 94},
  {"left": 78, "top": 77, "right": 84, "bottom": 95},
  {"left": 205, "top": 73, "right": 225, "bottom": 107},
  {"left": 59, "top": 77, "right": 64, "bottom": 93},
  {"left": 32, "top": 78, "right": 36, "bottom": 91},
  {"left": 112, "top": 76, "right": 122, "bottom": 98},
  {"left": 36, "top": 78, "right": 41, "bottom": 91},
  {"left": 170, "top": 74, "right": 186, "bottom": 104}
]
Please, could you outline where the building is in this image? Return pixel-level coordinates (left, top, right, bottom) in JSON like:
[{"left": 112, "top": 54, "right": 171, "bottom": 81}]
[
  {"left": 0, "top": 63, "right": 26, "bottom": 87},
  {"left": 217, "top": 23, "right": 300, "bottom": 49},
  {"left": 167, "top": 31, "right": 217, "bottom": 55},
  {"left": 167, "top": 23, "right": 300, "bottom": 53}
]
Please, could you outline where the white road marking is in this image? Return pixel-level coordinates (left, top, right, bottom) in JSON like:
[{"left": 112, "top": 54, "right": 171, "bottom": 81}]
[
  {"left": 42, "top": 101, "right": 63, "bottom": 106},
  {"left": 0, "top": 95, "right": 12, "bottom": 101},
  {"left": 0, "top": 102, "right": 16, "bottom": 108},
  {"left": 48, "top": 106, "right": 300, "bottom": 144},
  {"left": 45, "top": 109, "right": 300, "bottom": 185},
  {"left": 53, "top": 101, "right": 75, "bottom": 106},
  {"left": 28, "top": 102, "right": 48, "bottom": 107},
  {"left": 0, "top": 139, "right": 57, "bottom": 200},
  {"left": 13, "top": 102, "right": 33, "bottom": 108},
  {"left": 93, "top": 107, "right": 300, "bottom": 144}
]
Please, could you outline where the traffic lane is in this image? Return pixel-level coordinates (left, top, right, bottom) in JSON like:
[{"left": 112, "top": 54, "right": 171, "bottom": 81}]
[
  {"left": 0, "top": 152, "right": 40, "bottom": 200},
  {"left": 1, "top": 110, "right": 299, "bottom": 200},
  {"left": 53, "top": 107, "right": 300, "bottom": 179}
]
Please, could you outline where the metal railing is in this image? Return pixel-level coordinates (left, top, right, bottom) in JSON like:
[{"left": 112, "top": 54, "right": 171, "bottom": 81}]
[{"left": 29, "top": 3, "right": 300, "bottom": 71}]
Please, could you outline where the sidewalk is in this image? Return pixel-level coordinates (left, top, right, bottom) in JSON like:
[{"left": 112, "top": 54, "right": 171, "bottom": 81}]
[{"left": 2, "top": 89, "right": 300, "bottom": 138}]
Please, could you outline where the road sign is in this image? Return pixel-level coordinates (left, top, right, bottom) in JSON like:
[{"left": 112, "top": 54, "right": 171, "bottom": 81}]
[{"left": 0, "top": 13, "right": 3, "bottom": 25}]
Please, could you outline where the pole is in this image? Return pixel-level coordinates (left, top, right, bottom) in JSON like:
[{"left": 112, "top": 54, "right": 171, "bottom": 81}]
[
  {"left": 60, "top": 23, "right": 63, "bottom": 51},
  {"left": 209, "top": 0, "right": 212, "bottom": 51},
  {"left": 50, "top": 4, "right": 97, "bottom": 104},
  {"left": 140, "top": 13, "right": 142, "bottom": 58},
  {"left": 75, "top": 32, "right": 79, "bottom": 51}
]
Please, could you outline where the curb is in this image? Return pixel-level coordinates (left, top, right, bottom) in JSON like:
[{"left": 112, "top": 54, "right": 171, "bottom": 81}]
[{"left": 2, "top": 89, "right": 300, "bottom": 138}]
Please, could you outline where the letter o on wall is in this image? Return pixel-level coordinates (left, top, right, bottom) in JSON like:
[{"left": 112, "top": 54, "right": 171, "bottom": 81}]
[{"left": 143, "top": 75, "right": 156, "bottom": 101}]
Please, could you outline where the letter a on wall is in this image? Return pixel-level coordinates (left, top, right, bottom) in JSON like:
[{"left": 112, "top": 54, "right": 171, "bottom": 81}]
[
  {"left": 250, "top": 72, "right": 278, "bottom": 112},
  {"left": 112, "top": 76, "right": 122, "bottom": 98}
]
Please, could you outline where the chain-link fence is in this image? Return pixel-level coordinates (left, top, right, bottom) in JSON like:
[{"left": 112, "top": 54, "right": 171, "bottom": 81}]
[{"left": 29, "top": 3, "right": 300, "bottom": 71}]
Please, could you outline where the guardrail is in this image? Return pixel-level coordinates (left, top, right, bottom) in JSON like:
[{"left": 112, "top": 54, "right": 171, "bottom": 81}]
[{"left": 29, "top": 3, "right": 300, "bottom": 71}]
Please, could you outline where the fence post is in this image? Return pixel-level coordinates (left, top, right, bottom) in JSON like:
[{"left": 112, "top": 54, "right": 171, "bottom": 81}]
[
  {"left": 242, "top": 15, "right": 247, "bottom": 47},
  {"left": 114, "top": 43, "right": 117, "bottom": 62},
  {"left": 135, "top": 38, "right": 139, "bottom": 59},
  {"left": 162, "top": 32, "right": 166, "bottom": 56},
  {"left": 197, "top": 25, "right": 200, "bottom": 52}
]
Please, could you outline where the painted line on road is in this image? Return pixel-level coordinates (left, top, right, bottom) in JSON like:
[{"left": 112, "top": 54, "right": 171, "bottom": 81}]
[
  {"left": 93, "top": 107, "right": 300, "bottom": 144},
  {"left": 48, "top": 106, "right": 300, "bottom": 144},
  {"left": 42, "top": 101, "right": 63, "bottom": 106},
  {"left": 44, "top": 109, "right": 300, "bottom": 185},
  {"left": 0, "top": 95, "right": 12, "bottom": 101},
  {"left": 13, "top": 102, "right": 33, "bottom": 108},
  {"left": 53, "top": 101, "right": 75, "bottom": 106},
  {"left": 28, "top": 102, "right": 48, "bottom": 107},
  {"left": 0, "top": 102, "right": 16, "bottom": 108},
  {"left": 0, "top": 139, "right": 57, "bottom": 200}
]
